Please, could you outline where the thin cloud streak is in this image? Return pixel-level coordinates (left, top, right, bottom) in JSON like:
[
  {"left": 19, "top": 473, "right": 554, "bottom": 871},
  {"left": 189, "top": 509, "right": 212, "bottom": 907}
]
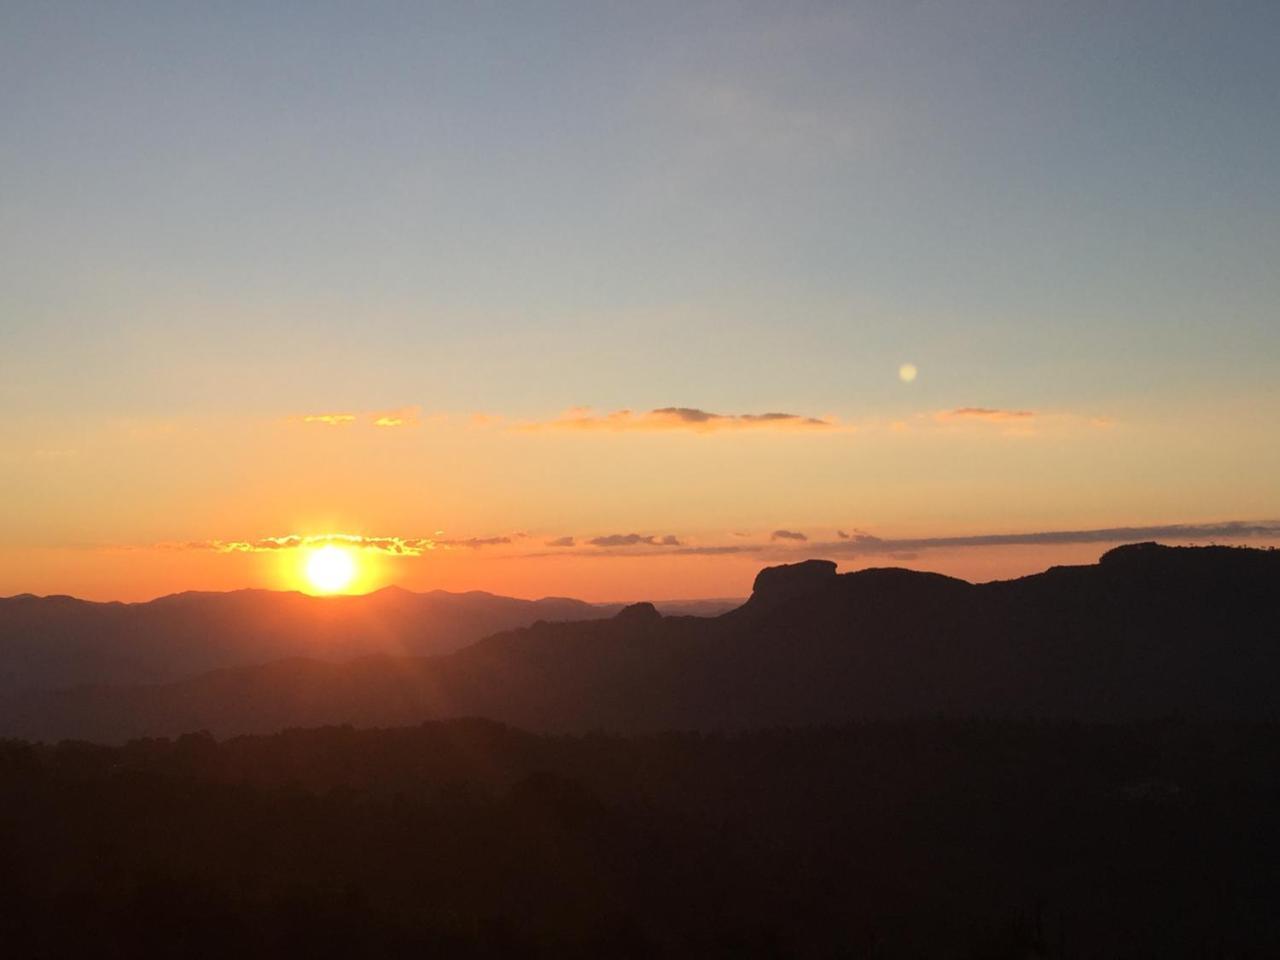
[
  {"left": 525, "top": 407, "right": 834, "bottom": 433},
  {"left": 524, "top": 520, "right": 1280, "bottom": 562},
  {"left": 372, "top": 406, "right": 421, "bottom": 428},
  {"left": 935, "top": 408, "right": 1035, "bottom": 423},
  {"left": 587, "top": 533, "right": 683, "bottom": 548},
  {"left": 191, "top": 535, "right": 435, "bottom": 555},
  {"left": 294, "top": 406, "right": 426, "bottom": 428},
  {"left": 176, "top": 533, "right": 516, "bottom": 556},
  {"left": 812, "top": 521, "right": 1280, "bottom": 556},
  {"left": 519, "top": 544, "right": 749, "bottom": 560},
  {"left": 438, "top": 536, "right": 512, "bottom": 549},
  {"left": 301, "top": 414, "right": 357, "bottom": 426}
]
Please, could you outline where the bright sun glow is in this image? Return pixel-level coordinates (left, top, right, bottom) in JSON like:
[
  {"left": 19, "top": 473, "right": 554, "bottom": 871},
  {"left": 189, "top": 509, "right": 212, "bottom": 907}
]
[{"left": 305, "top": 545, "right": 357, "bottom": 593}]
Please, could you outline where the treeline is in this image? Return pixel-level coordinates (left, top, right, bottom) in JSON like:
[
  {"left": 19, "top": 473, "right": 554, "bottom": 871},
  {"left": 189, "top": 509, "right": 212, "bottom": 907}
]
[{"left": 1, "top": 718, "right": 1277, "bottom": 957}]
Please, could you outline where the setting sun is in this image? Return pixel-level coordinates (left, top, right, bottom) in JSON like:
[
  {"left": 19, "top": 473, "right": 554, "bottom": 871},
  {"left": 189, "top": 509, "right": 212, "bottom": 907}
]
[{"left": 304, "top": 545, "right": 357, "bottom": 594}]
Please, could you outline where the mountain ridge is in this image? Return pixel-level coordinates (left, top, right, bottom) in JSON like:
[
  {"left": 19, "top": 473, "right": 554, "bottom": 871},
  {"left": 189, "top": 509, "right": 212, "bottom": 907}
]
[
  {"left": 0, "top": 585, "right": 739, "bottom": 692},
  {"left": 3, "top": 542, "right": 1275, "bottom": 741}
]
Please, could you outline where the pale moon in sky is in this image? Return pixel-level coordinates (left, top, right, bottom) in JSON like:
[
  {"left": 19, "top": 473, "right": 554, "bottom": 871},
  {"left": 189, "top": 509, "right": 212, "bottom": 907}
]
[{"left": 898, "top": 363, "right": 918, "bottom": 383}]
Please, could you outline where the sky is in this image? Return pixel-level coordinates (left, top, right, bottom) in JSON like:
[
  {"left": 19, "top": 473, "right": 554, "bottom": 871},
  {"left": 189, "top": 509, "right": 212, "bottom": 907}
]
[{"left": 2, "top": 1, "right": 1278, "bottom": 601}]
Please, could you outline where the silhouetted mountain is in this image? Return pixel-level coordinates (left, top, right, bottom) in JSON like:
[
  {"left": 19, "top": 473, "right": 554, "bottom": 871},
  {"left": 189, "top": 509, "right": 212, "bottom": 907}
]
[
  {"left": 3, "top": 543, "right": 1276, "bottom": 740},
  {"left": 0, "top": 587, "right": 738, "bottom": 692}
]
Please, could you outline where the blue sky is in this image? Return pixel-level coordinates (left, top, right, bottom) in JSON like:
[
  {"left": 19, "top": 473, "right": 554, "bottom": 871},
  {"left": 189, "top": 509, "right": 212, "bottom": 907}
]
[{"left": 5, "top": 1, "right": 1278, "bottom": 415}]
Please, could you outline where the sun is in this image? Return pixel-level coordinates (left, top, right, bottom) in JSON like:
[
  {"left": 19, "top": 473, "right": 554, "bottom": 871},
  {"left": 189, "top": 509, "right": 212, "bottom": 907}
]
[{"left": 304, "top": 545, "right": 358, "bottom": 594}]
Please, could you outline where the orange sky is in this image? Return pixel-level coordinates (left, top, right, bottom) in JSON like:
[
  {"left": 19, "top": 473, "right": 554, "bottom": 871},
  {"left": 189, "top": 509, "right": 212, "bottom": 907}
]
[{"left": 3, "top": 405, "right": 1277, "bottom": 601}]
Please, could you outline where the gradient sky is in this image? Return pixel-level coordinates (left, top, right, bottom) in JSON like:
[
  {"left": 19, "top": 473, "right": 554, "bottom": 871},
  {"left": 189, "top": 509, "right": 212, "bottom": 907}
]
[{"left": 3, "top": 1, "right": 1278, "bottom": 600}]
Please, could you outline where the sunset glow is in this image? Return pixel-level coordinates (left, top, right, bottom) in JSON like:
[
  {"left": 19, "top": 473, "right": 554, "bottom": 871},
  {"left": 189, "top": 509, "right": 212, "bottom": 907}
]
[{"left": 303, "top": 545, "right": 358, "bottom": 595}]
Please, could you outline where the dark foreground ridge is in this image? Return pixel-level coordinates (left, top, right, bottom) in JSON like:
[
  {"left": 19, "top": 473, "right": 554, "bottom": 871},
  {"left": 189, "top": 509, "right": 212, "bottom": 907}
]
[
  {"left": 3, "top": 543, "right": 1277, "bottom": 741},
  {"left": 1, "top": 718, "right": 1276, "bottom": 957}
]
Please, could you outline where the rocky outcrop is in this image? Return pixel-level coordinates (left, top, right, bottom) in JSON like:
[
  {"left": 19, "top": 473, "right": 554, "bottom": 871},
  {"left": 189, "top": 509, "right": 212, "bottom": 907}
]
[
  {"left": 748, "top": 559, "right": 838, "bottom": 608},
  {"left": 614, "top": 601, "right": 662, "bottom": 623}
]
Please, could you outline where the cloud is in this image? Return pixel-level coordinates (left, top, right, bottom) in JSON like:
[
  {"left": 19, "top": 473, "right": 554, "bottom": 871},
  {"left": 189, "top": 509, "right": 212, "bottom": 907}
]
[
  {"left": 437, "top": 536, "right": 512, "bottom": 549},
  {"left": 294, "top": 407, "right": 432, "bottom": 428},
  {"left": 181, "top": 532, "right": 516, "bottom": 556},
  {"left": 837, "top": 528, "right": 875, "bottom": 540},
  {"left": 586, "top": 533, "right": 684, "bottom": 548},
  {"left": 804, "top": 520, "right": 1280, "bottom": 557},
  {"left": 871, "top": 408, "right": 1112, "bottom": 437},
  {"left": 192, "top": 534, "right": 436, "bottom": 556},
  {"left": 525, "top": 542, "right": 749, "bottom": 560},
  {"left": 524, "top": 519, "right": 1280, "bottom": 564},
  {"left": 935, "top": 408, "right": 1035, "bottom": 424},
  {"left": 526, "top": 407, "right": 834, "bottom": 434},
  {"left": 372, "top": 406, "right": 421, "bottom": 428},
  {"left": 172, "top": 520, "right": 1280, "bottom": 570},
  {"left": 301, "top": 413, "right": 357, "bottom": 426}
]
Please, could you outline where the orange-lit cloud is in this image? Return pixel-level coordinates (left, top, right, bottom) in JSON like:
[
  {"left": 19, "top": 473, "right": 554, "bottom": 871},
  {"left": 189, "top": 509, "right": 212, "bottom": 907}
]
[
  {"left": 372, "top": 406, "right": 421, "bottom": 428},
  {"left": 527, "top": 406, "right": 834, "bottom": 433},
  {"left": 921, "top": 408, "right": 1116, "bottom": 437},
  {"left": 546, "top": 536, "right": 576, "bottom": 547},
  {"left": 193, "top": 535, "right": 434, "bottom": 555},
  {"left": 934, "top": 407, "right": 1036, "bottom": 424},
  {"left": 586, "top": 533, "right": 683, "bottom": 547},
  {"left": 178, "top": 532, "right": 516, "bottom": 557},
  {"left": 295, "top": 406, "right": 427, "bottom": 428},
  {"left": 770, "top": 529, "right": 808, "bottom": 541}
]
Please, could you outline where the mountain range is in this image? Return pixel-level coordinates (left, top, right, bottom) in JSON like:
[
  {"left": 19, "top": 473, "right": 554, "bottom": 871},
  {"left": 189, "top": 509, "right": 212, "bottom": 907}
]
[
  {"left": 0, "top": 587, "right": 737, "bottom": 691},
  {"left": 2, "top": 542, "right": 1275, "bottom": 741}
]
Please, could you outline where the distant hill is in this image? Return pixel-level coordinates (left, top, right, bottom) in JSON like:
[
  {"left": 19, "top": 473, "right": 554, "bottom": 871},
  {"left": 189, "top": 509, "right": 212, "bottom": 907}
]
[
  {"left": 0, "top": 586, "right": 739, "bottom": 692},
  {"left": 3, "top": 543, "right": 1276, "bottom": 741}
]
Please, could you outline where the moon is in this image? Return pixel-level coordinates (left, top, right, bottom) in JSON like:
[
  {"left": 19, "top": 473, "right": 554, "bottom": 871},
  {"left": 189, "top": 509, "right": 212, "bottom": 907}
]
[{"left": 898, "top": 362, "right": 918, "bottom": 383}]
